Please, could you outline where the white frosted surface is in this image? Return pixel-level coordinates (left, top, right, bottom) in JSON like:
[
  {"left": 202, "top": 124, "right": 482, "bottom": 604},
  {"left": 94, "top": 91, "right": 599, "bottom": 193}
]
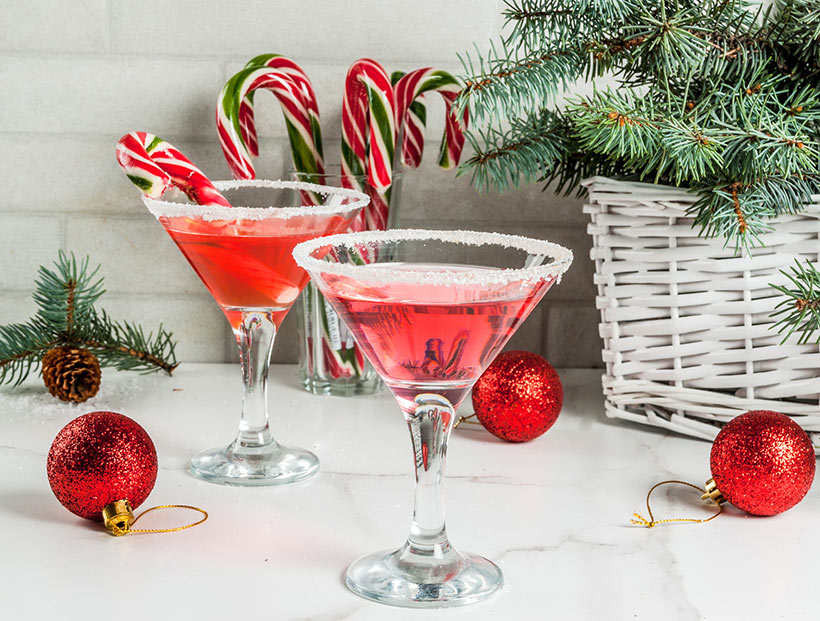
[{"left": 2, "top": 365, "right": 816, "bottom": 620}]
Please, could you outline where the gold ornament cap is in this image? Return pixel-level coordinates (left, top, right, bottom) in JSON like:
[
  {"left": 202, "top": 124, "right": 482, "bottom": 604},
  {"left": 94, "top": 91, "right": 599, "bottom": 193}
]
[
  {"left": 102, "top": 499, "right": 135, "bottom": 536},
  {"left": 700, "top": 478, "right": 726, "bottom": 505}
]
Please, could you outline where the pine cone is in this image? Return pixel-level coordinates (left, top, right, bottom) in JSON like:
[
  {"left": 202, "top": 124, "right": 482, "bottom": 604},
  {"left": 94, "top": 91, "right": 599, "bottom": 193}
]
[{"left": 42, "top": 346, "right": 101, "bottom": 403}]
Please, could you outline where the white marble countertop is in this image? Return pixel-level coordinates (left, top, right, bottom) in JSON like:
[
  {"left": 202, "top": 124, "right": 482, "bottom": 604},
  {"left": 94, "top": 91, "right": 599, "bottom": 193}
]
[{"left": 1, "top": 364, "right": 818, "bottom": 620}]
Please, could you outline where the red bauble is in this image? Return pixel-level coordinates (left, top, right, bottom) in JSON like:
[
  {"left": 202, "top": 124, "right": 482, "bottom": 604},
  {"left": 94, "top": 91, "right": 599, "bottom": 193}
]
[
  {"left": 711, "top": 410, "right": 815, "bottom": 516},
  {"left": 47, "top": 411, "right": 157, "bottom": 520},
  {"left": 471, "top": 350, "right": 563, "bottom": 442}
]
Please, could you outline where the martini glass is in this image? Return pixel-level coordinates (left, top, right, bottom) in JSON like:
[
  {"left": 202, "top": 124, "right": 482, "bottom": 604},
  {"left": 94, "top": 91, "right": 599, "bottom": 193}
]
[
  {"left": 293, "top": 229, "right": 572, "bottom": 607},
  {"left": 142, "top": 179, "right": 368, "bottom": 486}
]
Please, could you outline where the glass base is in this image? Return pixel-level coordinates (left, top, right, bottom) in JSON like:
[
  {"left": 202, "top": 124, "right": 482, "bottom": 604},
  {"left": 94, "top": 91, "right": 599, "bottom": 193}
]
[
  {"left": 345, "top": 545, "right": 503, "bottom": 608},
  {"left": 298, "top": 369, "right": 382, "bottom": 397},
  {"left": 188, "top": 442, "right": 319, "bottom": 487}
]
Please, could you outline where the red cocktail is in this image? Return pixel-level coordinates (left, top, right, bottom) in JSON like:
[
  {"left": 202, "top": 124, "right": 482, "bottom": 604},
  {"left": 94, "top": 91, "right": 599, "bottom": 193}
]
[
  {"left": 294, "top": 229, "right": 572, "bottom": 607},
  {"left": 144, "top": 180, "right": 368, "bottom": 486}
]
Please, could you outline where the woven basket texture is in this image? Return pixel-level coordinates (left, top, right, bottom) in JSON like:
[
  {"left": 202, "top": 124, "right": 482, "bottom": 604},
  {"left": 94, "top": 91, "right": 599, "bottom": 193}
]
[{"left": 583, "top": 177, "right": 820, "bottom": 454}]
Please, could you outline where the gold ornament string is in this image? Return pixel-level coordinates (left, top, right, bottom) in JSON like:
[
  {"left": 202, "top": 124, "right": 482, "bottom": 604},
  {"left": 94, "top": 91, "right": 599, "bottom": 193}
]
[
  {"left": 454, "top": 414, "right": 482, "bottom": 429},
  {"left": 630, "top": 480, "right": 723, "bottom": 528},
  {"left": 108, "top": 504, "right": 208, "bottom": 536}
]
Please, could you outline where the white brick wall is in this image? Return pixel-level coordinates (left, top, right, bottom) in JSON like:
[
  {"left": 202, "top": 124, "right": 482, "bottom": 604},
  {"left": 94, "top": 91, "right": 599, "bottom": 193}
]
[{"left": 0, "top": 0, "right": 602, "bottom": 368}]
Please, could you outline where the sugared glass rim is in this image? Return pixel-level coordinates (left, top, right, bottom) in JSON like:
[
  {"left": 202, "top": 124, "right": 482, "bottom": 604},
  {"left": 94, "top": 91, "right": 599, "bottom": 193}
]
[
  {"left": 292, "top": 229, "right": 574, "bottom": 286},
  {"left": 141, "top": 179, "right": 370, "bottom": 221}
]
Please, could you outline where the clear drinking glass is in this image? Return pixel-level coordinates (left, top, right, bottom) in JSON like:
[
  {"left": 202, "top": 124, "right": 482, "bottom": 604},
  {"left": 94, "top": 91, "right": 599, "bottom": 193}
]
[
  {"left": 293, "top": 229, "right": 573, "bottom": 607},
  {"left": 142, "top": 180, "right": 368, "bottom": 486},
  {"left": 291, "top": 169, "right": 402, "bottom": 396}
]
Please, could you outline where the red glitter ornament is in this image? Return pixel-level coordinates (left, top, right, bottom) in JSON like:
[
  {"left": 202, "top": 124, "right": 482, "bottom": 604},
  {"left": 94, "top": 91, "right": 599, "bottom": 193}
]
[
  {"left": 471, "top": 350, "right": 563, "bottom": 442},
  {"left": 47, "top": 411, "right": 157, "bottom": 521},
  {"left": 709, "top": 410, "right": 815, "bottom": 516}
]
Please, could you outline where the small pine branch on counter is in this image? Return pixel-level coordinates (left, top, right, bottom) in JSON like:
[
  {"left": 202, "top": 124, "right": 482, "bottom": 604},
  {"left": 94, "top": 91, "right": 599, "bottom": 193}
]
[
  {"left": 80, "top": 309, "right": 177, "bottom": 374},
  {"left": 455, "top": 0, "right": 820, "bottom": 247},
  {"left": 0, "top": 319, "right": 59, "bottom": 387},
  {"left": 0, "top": 251, "right": 177, "bottom": 401},
  {"left": 32, "top": 253, "right": 104, "bottom": 336}
]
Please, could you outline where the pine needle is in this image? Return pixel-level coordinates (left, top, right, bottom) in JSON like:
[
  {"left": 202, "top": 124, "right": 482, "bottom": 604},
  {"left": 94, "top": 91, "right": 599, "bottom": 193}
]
[
  {"left": 454, "top": 0, "right": 820, "bottom": 245},
  {"left": 0, "top": 253, "right": 178, "bottom": 387}
]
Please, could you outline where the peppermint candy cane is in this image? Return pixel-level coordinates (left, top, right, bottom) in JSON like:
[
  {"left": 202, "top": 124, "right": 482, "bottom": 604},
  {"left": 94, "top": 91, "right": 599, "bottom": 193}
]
[
  {"left": 391, "top": 71, "right": 428, "bottom": 169},
  {"left": 217, "top": 66, "right": 323, "bottom": 179},
  {"left": 238, "top": 54, "right": 323, "bottom": 165},
  {"left": 341, "top": 59, "right": 396, "bottom": 231},
  {"left": 116, "top": 131, "right": 231, "bottom": 206},
  {"left": 393, "top": 68, "right": 468, "bottom": 170}
]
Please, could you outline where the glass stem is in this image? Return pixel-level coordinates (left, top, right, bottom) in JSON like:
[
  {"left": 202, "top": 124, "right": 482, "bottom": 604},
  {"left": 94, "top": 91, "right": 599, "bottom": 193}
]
[
  {"left": 404, "top": 393, "right": 455, "bottom": 558},
  {"left": 233, "top": 310, "right": 277, "bottom": 452}
]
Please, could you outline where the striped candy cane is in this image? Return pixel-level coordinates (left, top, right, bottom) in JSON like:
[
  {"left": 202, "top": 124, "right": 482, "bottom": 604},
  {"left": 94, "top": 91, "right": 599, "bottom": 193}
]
[
  {"left": 341, "top": 59, "right": 396, "bottom": 232},
  {"left": 391, "top": 71, "right": 428, "bottom": 169},
  {"left": 217, "top": 66, "right": 323, "bottom": 180},
  {"left": 393, "top": 68, "right": 468, "bottom": 170},
  {"left": 316, "top": 59, "right": 396, "bottom": 380},
  {"left": 238, "top": 54, "right": 323, "bottom": 165},
  {"left": 116, "top": 131, "right": 231, "bottom": 206},
  {"left": 223, "top": 57, "right": 362, "bottom": 383}
]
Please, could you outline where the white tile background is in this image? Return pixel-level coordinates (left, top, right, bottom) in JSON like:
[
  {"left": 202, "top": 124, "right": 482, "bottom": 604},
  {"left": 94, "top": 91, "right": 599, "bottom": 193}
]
[{"left": 0, "top": 0, "right": 602, "bottom": 368}]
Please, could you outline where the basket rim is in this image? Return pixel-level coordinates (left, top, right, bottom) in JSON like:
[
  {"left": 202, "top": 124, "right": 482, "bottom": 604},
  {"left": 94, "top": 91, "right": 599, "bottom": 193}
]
[{"left": 582, "top": 176, "right": 820, "bottom": 218}]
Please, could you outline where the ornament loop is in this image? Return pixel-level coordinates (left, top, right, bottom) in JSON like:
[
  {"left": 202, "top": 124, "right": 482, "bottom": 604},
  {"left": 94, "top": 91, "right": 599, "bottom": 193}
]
[
  {"left": 630, "top": 480, "right": 723, "bottom": 528},
  {"left": 129, "top": 504, "right": 209, "bottom": 534},
  {"left": 453, "top": 414, "right": 482, "bottom": 429},
  {"left": 102, "top": 502, "right": 208, "bottom": 536}
]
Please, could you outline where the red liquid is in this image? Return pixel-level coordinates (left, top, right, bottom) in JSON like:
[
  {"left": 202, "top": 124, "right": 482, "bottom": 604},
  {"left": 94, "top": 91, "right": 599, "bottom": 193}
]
[
  {"left": 322, "top": 266, "right": 554, "bottom": 409},
  {"left": 160, "top": 214, "right": 351, "bottom": 328}
]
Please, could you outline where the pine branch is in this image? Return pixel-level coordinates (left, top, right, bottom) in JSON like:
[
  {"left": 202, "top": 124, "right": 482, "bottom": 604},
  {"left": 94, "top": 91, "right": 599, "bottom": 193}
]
[
  {"left": 688, "top": 173, "right": 820, "bottom": 246},
  {"left": 0, "top": 320, "right": 59, "bottom": 386},
  {"left": 689, "top": 181, "right": 761, "bottom": 246},
  {"left": 503, "top": 0, "right": 638, "bottom": 51},
  {"left": 652, "top": 118, "right": 722, "bottom": 184},
  {"left": 78, "top": 309, "right": 178, "bottom": 375},
  {"left": 769, "top": 0, "right": 820, "bottom": 67},
  {"left": 456, "top": 0, "right": 820, "bottom": 246},
  {"left": 457, "top": 42, "right": 584, "bottom": 122},
  {"left": 752, "top": 174, "right": 820, "bottom": 216},
  {"left": 33, "top": 250, "right": 104, "bottom": 337},
  {"left": 720, "top": 125, "right": 817, "bottom": 181},
  {"left": 460, "top": 110, "right": 571, "bottom": 191},
  {"left": 771, "top": 259, "right": 820, "bottom": 344},
  {"left": 568, "top": 88, "right": 662, "bottom": 165},
  {"left": 0, "top": 252, "right": 178, "bottom": 388},
  {"left": 623, "top": 8, "right": 715, "bottom": 79}
]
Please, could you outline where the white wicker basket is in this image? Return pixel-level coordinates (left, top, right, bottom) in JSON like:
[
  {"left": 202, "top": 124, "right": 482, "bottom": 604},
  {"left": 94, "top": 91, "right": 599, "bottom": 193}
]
[{"left": 583, "top": 177, "right": 820, "bottom": 453}]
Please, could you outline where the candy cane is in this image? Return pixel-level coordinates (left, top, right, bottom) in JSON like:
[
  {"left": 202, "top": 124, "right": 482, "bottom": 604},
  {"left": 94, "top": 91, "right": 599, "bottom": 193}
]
[
  {"left": 333, "top": 59, "right": 397, "bottom": 378},
  {"left": 393, "top": 68, "right": 468, "bottom": 170},
  {"left": 217, "top": 66, "right": 323, "bottom": 180},
  {"left": 238, "top": 54, "right": 323, "bottom": 164},
  {"left": 391, "top": 70, "right": 427, "bottom": 169},
  {"left": 228, "top": 57, "right": 354, "bottom": 381},
  {"left": 116, "top": 131, "right": 231, "bottom": 206},
  {"left": 341, "top": 58, "right": 396, "bottom": 231}
]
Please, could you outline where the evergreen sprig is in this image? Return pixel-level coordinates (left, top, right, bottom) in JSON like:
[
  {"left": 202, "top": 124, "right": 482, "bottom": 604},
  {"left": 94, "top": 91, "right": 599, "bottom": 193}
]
[
  {"left": 33, "top": 253, "right": 103, "bottom": 335},
  {"left": 0, "top": 251, "right": 178, "bottom": 387},
  {"left": 463, "top": 109, "right": 572, "bottom": 191},
  {"left": 771, "top": 260, "right": 820, "bottom": 344},
  {"left": 456, "top": 0, "right": 820, "bottom": 246}
]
